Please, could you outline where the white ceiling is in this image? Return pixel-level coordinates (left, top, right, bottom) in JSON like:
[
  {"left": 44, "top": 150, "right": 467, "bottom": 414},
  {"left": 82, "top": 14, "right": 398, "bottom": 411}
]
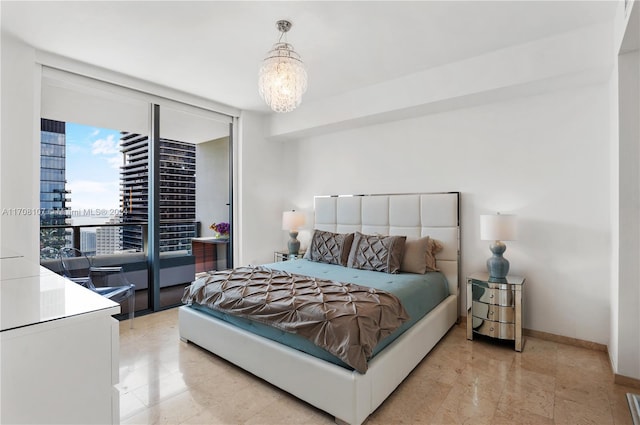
[{"left": 1, "top": 1, "right": 618, "bottom": 113}]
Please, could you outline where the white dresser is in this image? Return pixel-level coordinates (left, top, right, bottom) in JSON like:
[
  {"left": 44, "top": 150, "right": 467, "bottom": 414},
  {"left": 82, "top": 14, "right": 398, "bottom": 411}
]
[{"left": 1, "top": 254, "right": 121, "bottom": 424}]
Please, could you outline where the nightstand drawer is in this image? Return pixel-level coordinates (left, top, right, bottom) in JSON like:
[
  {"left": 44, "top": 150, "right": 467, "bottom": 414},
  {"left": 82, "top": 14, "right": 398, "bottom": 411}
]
[
  {"left": 274, "top": 251, "right": 306, "bottom": 262},
  {"left": 467, "top": 272, "right": 525, "bottom": 351},
  {"left": 472, "top": 285, "right": 514, "bottom": 306},
  {"left": 472, "top": 318, "right": 515, "bottom": 340},
  {"left": 471, "top": 301, "right": 515, "bottom": 323}
]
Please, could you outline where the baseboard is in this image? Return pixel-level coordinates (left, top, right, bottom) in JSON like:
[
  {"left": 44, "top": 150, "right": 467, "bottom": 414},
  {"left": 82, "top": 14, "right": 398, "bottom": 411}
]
[
  {"left": 523, "top": 328, "right": 607, "bottom": 352},
  {"left": 616, "top": 374, "right": 640, "bottom": 389},
  {"left": 521, "top": 330, "right": 640, "bottom": 388},
  {"left": 459, "top": 315, "right": 606, "bottom": 351}
]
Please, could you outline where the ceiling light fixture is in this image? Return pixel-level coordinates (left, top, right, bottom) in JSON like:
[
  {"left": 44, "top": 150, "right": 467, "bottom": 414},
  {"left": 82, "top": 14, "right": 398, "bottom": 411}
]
[{"left": 258, "top": 19, "right": 308, "bottom": 113}]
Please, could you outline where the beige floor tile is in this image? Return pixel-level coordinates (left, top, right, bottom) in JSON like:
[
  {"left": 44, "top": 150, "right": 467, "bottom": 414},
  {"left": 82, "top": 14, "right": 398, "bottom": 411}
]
[
  {"left": 121, "top": 391, "right": 205, "bottom": 425},
  {"left": 492, "top": 407, "right": 555, "bottom": 425},
  {"left": 431, "top": 363, "right": 476, "bottom": 387},
  {"left": 556, "top": 343, "right": 610, "bottom": 376},
  {"left": 555, "top": 368, "right": 612, "bottom": 407},
  {"left": 506, "top": 363, "right": 556, "bottom": 393},
  {"left": 513, "top": 351, "right": 558, "bottom": 377},
  {"left": 118, "top": 308, "right": 636, "bottom": 425},
  {"left": 608, "top": 385, "right": 637, "bottom": 425},
  {"left": 177, "top": 407, "right": 238, "bottom": 425},
  {"left": 118, "top": 363, "right": 175, "bottom": 395},
  {"left": 368, "top": 374, "right": 450, "bottom": 423},
  {"left": 429, "top": 383, "right": 499, "bottom": 425},
  {"left": 132, "top": 371, "right": 190, "bottom": 407},
  {"left": 120, "top": 390, "right": 148, "bottom": 421},
  {"left": 497, "top": 379, "right": 555, "bottom": 419},
  {"left": 554, "top": 395, "right": 615, "bottom": 425},
  {"left": 242, "top": 393, "right": 333, "bottom": 425},
  {"left": 520, "top": 336, "right": 558, "bottom": 353},
  {"left": 469, "top": 341, "right": 517, "bottom": 365},
  {"left": 415, "top": 377, "right": 455, "bottom": 415}
]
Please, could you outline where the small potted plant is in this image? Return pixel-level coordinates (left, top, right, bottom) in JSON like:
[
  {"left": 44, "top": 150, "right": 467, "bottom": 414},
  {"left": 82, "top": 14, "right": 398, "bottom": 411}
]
[{"left": 209, "top": 221, "right": 230, "bottom": 239}]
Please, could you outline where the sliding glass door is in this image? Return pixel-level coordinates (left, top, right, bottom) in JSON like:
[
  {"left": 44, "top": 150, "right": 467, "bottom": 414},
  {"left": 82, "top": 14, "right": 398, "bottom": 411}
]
[
  {"left": 152, "top": 104, "right": 233, "bottom": 309},
  {"left": 39, "top": 67, "right": 234, "bottom": 317}
]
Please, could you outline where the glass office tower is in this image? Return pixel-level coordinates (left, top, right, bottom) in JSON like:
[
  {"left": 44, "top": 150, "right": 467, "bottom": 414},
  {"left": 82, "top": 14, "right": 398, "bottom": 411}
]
[
  {"left": 120, "top": 133, "right": 196, "bottom": 253},
  {"left": 40, "top": 118, "right": 71, "bottom": 253}
]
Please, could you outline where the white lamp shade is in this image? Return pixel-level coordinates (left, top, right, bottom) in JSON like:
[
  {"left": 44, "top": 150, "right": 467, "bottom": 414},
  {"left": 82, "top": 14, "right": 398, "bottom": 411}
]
[
  {"left": 480, "top": 214, "right": 517, "bottom": 241},
  {"left": 282, "top": 210, "right": 305, "bottom": 230}
]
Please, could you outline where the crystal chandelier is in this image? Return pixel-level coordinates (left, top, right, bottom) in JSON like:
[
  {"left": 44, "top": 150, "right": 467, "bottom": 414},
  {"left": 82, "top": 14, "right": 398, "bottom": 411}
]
[{"left": 258, "top": 20, "right": 308, "bottom": 113}]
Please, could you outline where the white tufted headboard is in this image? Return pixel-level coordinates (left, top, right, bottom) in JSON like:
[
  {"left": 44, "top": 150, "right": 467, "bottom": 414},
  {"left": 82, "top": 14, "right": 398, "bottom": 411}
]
[{"left": 313, "top": 193, "right": 460, "bottom": 297}]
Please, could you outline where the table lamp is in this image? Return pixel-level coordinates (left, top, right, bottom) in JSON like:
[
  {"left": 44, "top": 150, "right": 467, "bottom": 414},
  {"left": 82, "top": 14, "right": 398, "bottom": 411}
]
[
  {"left": 282, "top": 210, "right": 305, "bottom": 256},
  {"left": 480, "top": 213, "right": 517, "bottom": 282}
]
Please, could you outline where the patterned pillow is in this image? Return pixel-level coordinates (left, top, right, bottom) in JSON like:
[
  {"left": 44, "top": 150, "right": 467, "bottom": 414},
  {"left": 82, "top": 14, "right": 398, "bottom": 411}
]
[
  {"left": 347, "top": 232, "right": 407, "bottom": 274},
  {"left": 306, "top": 230, "right": 354, "bottom": 266}
]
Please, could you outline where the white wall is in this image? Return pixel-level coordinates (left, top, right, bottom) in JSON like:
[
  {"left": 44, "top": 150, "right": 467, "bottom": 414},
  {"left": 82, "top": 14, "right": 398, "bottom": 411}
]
[
  {"left": 609, "top": 62, "right": 620, "bottom": 373},
  {"left": 282, "top": 83, "right": 612, "bottom": 345},
  {"left": 609, "top": 0, "right": 640, "bottom": 380},
  {"left": 196, "top": 137, "right": 230, "bottom": 237},
  {"left": 615, "top": 0, "right": 640, "bottom": 379},
  {"left": 617, "top": 48, "right": 640, "bottom": 379},
  {"left": 0, "top": 34, "right": 40, "bottom": 261},
  {"left": 236, "top": 112, "right": 286, "bottom": 266}
]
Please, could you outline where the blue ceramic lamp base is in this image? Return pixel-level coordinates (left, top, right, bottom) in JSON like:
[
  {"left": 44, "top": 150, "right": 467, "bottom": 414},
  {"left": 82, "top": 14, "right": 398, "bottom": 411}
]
[
  {"left": 487, "top": 241, "right": 509, "bottom": 283},
  {"left": 288, "top": 230, "right": 300, "bottom": 256}
]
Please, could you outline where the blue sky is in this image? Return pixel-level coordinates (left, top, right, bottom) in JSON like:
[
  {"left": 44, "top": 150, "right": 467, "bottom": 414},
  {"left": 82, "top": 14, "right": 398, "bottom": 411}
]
[{"left": 65, "top": 122, "right": 122, "bottom": 222}]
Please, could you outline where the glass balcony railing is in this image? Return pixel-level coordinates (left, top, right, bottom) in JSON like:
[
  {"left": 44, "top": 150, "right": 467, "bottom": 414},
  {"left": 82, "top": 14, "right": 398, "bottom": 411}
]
[
  {"left": 39, "top": 221, "right": 203, "bottom": 259},
  {"left": 39, "top": 220, "right": 210, "bottom": 315}
]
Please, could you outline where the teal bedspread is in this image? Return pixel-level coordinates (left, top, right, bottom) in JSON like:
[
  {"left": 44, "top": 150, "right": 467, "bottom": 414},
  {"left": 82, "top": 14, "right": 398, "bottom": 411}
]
[{"left": 189, "top": 259, "right": 449, "bottom": 370}]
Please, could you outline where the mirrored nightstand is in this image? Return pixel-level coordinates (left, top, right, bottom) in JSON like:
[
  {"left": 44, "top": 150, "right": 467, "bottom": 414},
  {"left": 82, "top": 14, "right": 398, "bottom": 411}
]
[
  {"left": 466, "top": 271, "right": 525, "bottom": 351},
  {"left": 274, "top": 250, "right": 306, "bottom": 262}
]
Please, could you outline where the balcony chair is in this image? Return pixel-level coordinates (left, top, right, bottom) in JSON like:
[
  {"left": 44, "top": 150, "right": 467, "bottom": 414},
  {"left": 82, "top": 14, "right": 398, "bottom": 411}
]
[{"left": 58, "top": 247, "right": 135, "bottom": 328}]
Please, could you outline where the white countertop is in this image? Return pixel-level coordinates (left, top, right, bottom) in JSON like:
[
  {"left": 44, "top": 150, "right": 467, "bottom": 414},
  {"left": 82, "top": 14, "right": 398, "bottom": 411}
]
[{"left": 0, "top": 257, "right": 120, "bottom": 332}]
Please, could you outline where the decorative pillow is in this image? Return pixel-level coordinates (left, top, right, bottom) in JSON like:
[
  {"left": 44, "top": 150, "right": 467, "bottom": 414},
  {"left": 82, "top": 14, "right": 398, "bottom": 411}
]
[
  {"left": 400, "top": 236, "right": 430, "bottom": 274},
  {"left": 306, "top": 230, "right": 354, "bottom": 266},
  {"left": 426, "top": 236, "right": 444, "bottom": 271},
  {"left": 347, "top": 232, "right": 407, "bottom": 274}
]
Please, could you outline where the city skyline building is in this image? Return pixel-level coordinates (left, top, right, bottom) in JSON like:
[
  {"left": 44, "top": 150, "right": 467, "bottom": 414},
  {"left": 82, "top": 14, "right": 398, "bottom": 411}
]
[
  {"left": 40, "top": 118, "right": 71, "bottom": 252},
  {"left": 120, "top": 133, "right": 196, "bottom": 253},
  {"left": 96, "top": 216, "right": 123, "bottom": 255},
  {"left": 80, "top": 229, "right": 96, "bottom": 256},
  {"left": 39, "top": 121, "right": 197, "bottom": 257}
]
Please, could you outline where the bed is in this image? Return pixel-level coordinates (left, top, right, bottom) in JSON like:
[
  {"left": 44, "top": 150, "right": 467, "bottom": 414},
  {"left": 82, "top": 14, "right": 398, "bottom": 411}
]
[{"left": 179, "top": 192, "right": 460, "bottom": 425}]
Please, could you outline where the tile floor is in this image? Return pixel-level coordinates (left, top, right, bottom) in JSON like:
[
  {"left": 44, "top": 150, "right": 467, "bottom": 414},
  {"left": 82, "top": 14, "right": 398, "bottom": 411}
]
[{"left": 119, "top": 308, "right": 635, "bottom": 424}]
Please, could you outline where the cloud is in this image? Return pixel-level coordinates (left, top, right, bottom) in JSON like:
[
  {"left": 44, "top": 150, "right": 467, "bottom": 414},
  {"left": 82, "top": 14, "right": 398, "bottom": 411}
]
[
  {"left": 106, "top": 155, "right": 122, "bottom": 170},
  {"left": 69, "top": 180, "right": 115, "bottom": 194},
  {"left": 91, "top": 129, "right": 100, "bottom": 137},
  {"left": 92, "top": 134, "right": 120, "bottom": 155},
  {"left": 67, "top": 179, "right": 121, "bottom": 212}
]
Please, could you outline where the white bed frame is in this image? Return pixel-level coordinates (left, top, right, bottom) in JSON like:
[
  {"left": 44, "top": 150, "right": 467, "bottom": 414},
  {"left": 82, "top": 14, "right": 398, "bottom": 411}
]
[{"left": 179, "top": 193, "right": 460, "bottom": 425}]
